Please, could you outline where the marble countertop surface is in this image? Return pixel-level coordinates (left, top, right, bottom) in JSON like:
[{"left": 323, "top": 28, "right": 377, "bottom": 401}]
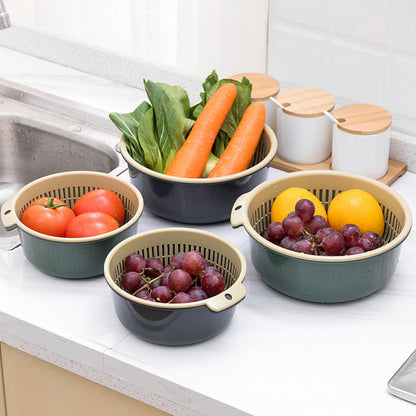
[{"left": 1, "top": 46, "right": 416, "bottom": 416}]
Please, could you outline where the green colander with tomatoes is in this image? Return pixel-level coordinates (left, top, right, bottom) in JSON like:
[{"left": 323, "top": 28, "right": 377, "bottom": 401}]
[{"left": 1, "top": 171, "right": 144, "bottom": 278}]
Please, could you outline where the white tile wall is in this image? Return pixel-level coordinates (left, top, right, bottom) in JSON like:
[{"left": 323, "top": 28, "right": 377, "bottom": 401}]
[
  {"left": 6, "top": 0, "right": 268, "bottom": 80},
  {"left": 7, "top": 0, "right": 178, "bottom": 65},
  {"left": 268, "top": 0, "right": 416, "bottom": 138},
  {"left": 3, "top": 0, "right": 416, "bottom": 145}
]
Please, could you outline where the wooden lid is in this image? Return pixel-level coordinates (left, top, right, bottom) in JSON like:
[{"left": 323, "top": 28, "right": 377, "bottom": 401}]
[
  {"left": 277, "top": 87, "right": 335, "bottom": 118},
  {"left": 228, "top": 72, "right": 280, "bottom": 101},
  {"left": 333, "top": 104, "right": 392, "bottom": 135}
]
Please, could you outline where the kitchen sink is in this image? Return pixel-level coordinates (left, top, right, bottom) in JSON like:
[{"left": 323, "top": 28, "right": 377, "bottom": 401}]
[{"left": 0, "top": 78, "right": 125, "bottom": 249}]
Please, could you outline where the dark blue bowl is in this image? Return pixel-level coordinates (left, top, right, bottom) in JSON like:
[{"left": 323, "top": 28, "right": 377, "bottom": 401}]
[
  {"left": 104, "top": 227, "right": 247, "bottom": 345},
  {"left": 120, "top": 125, "right": 277, "bottom": 224}
]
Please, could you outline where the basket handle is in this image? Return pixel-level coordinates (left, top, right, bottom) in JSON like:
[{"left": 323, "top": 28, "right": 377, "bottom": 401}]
[
  {"left": 1, "top": 199, "right": 19, "bottom": 231},
  {"left": 205, "top": 281, "right": 246, "bottom": 312},
  {"left": 230, "top": 192, "right": 250, "bottom": 228}
]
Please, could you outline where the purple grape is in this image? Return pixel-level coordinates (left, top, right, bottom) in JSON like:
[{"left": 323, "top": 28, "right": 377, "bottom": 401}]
[
  {"left": 204, "top": 265, "right": 220, "bottom": 276},
  {"left": 204, "top": 259, "right": 212, "bottom": 268},
  {"left": 172, "top": 292, "right": 194, "bottom": 304},
  {"left": 295, "top": 199, "right": 315, "bottom": 222},
  {"left": 151, "top": 285, "right": 172, "bottom": 303},
  {"left": 160, "top": 272, "right": 170, "bottom": 286},
  {"left": 322, "top": 231, "right": 345, "bottom": 255},
  {"left": 315, "top": 227, "right": 335, "bottom": 244},
  {"left": 121, "top": 271, "right": 146, "bottom": 292},
  {"left": 282, "top": 215, "right": 305, "bottom": 237},
  {"left": 200, "top": 270, "right": 226, "bottom": 296},
  {"left": 163, "top": 264, "right": 174, "bottom": 274},
  {"left": 149, "top": 278, "right": 161, "bottom": 290},
  {"left": 136, "top": 294, "right": 155, "bottom": 302},
  {"left": 181, "top": 250, "right": 205, "bottom": 275},
  {"left": 145, "top": 257, "right": 163, "bottom": 278},
  {"left": 339, "top": 246, "right": 347, "bottom": 256},
  {"left": 267, "top": 221, "right": 287, "bottom": 244},
  {"left": 168, "top": 269, "right": 193, "bottom": 293},
  {"left": 134, "top": 289, "right": 150, "bottom": 299},
  {"left": 292, "top": 239, "right": 314, "bottom": 254},
  {"left": 124, "top": 253, "right": 146, "bottom": 273},
  {"left": 305, "top": 215, "right": 328, "bottom": 235},
  {"left": 279, "top": 235, "right": 298, "bottom": 250},
  {"left": 260, "top": 229, "right": 269, "bottom": 241},
  {"left": 187, "top": 286, "right": 208, "bottom": 301},
  {"left": 345, "top": 246, "right": 365, "bottom": 255},
  {"left": 340, "top": 224, "right": 361, "bottom": 248},
  {"left": 170, "top": 252, "right": 185, "bottom": 269},
  {"left": 358, "top": 231, "right": 381, "bottom": 252}
]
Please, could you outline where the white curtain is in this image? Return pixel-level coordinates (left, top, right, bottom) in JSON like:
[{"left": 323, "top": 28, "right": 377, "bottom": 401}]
[{"left": 7, "top": 0, "right": 268, "bottom": 77}]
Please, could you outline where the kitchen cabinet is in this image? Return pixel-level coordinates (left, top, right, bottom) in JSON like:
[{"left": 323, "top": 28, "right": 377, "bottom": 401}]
[
  {"left": 0, "top": 345, "right": 6, "bottom": 416},
  {"left": 0, "top": 343, "right": 169, "bottom": 416}
]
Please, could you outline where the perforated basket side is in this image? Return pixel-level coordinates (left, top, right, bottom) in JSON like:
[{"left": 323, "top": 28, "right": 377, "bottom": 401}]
[
  {"left": 13, "top": 171, "right": 142, "bottom": 225},
  {"left": 246, "top": 170, "right": 410, "bottom": 246},
  {"left": 113, "top": 242, "right": 239, "bottom": 291},
  {"left": 104, "top": 228, "right": 247, "bottom": 311}
]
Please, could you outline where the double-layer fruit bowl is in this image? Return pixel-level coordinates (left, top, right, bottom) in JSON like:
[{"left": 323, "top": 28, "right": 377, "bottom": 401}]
[
  {"left": 231, "top": 170, "right": 412, "bottom": 303},
  {"left": 120, "top": 124, "right": 278, "bottom": 224},
  {"left": 1, "top": 171, "right": 144, "bottom": 278},
  {"left": 104, "top": 227, "right": 247, "bottom": 345}
]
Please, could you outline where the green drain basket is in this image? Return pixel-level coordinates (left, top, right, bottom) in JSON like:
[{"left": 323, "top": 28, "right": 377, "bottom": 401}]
[
  {"left": 1, "top": 171, "right": 144, "bottom": 278},
  {"left": 231, "top": 170, "right": 412, "bottom": 303}
]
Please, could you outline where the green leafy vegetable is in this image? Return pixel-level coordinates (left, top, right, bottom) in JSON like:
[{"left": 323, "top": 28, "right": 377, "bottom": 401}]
[
  {"left": 136, "top": 106, "right": 164, "bottom": 173},
  {"left": 201, "top": 152, "right": 220, "bottom": 178},
  {"left": 151, "top": 81, "right": 194, "bottom": 169},
  {"left": 192, "top": 71, "right": 252, "bottom": 157},
  {"left": 109, "top": 101, "right": 151, "bottom": 166},
  {"left": 109, "top": 70, "right": 252, "bottom": 176},
  {"left": 110, "top": 81, "right": 193, "bottom": 173}
]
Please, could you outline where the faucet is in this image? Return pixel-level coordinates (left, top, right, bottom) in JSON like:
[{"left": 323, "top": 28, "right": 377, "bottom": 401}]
[{"left": 0, "top": 0, "right": 11, "bottom": 30}]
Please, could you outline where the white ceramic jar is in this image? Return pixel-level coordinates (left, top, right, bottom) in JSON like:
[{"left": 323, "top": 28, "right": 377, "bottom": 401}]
[
  {"left": 331, "top": 104, "right": 392, "bottom": 180},
  {"left": 275, "top": 87, "right": 335, "bottom": 165},
  {"left": 228, "top": 72, "right": 280, "bottom": 134}
]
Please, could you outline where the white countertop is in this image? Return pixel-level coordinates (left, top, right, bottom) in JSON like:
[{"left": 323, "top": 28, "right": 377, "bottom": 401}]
[{"left": 1, "top": 47, "right": 416, "bottom": 416}]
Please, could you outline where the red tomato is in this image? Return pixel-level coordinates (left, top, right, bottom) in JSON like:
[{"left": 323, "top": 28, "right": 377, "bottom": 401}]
[
  {"left": 72, "top": 189, "right": 125, "bottom": 224},
  {"left": 21, "top": 197, "right": 75, "bottom": 237},
  {"left": 65, "top": 212, "right": 119, "bottom": 238}
]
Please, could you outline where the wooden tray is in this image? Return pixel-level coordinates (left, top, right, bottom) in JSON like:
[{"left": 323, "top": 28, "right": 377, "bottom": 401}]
[{"left": 270, "top": 155, "right": 407, "bottom": 186}]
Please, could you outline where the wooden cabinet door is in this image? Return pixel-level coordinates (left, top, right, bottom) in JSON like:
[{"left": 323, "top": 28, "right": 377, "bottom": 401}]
[
  {"left": 0, "top": 344, "right": 6, "bottom": 416},
  {"left": 1, "top": 343, "right": 170, "bottom": 416}
]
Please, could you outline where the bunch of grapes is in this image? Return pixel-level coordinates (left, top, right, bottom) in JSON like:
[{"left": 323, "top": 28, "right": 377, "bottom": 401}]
[
  {"left": 120, "top": 250, "right": 226, "bottom": 304},
  {"left": 261, "top": 199, "right": 382, "bottom": 256}
]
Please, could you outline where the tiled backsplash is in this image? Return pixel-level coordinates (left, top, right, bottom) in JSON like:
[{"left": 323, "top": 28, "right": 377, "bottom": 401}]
[
  {"left": 1, "top": 0, "right": 416, "bottom": 172},
  {"left": 268, "top": 0, "right": 416, "bottom": 139}
]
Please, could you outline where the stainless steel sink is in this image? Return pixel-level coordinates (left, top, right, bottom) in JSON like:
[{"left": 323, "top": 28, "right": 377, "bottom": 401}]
[{"left": 0, "top": 78, "right": 125, "bottom": 249}]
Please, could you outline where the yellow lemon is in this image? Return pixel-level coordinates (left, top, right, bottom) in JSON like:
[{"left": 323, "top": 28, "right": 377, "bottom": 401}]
[
  {"left": 270, "top": 187, "right": 327, "bottom": 223},
  {"left": 327, "top": 189, "right": 384, "bottom": 237}
]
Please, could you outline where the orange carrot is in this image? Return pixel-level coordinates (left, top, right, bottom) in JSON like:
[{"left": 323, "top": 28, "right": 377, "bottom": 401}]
[
  {"left": 208, "top": 101, "right": 266, "bottom": 178},
  {"left": 165, "top": 83, "right": 237, "bottom": 178}
]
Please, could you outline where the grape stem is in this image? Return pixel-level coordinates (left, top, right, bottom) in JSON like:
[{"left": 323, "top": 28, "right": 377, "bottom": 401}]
[
  {"left": 132, "top": 272, "right": 165, "bottom": 296},
  {"left": 131, "top": 269, "right": 207, "bottom": 299},
  {"left": 300, "top": 229, "right": 322, "bottom": 255}
]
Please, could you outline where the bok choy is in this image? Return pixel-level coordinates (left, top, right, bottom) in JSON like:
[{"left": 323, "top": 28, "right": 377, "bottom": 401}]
[{"left": 109, "top": 70, "right": 252, "bottom": 176}]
